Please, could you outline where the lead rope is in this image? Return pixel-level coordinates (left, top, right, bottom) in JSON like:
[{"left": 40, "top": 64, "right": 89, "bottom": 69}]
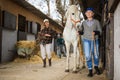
[
  {"left": 94, "top": 38, "right": 98, "bottom": 59},
  {"left": 92, "top": 34, "right": 98, "bottom": 59},
  {"left": 89, "top": 34, "right": 94, "bottom": 61}
]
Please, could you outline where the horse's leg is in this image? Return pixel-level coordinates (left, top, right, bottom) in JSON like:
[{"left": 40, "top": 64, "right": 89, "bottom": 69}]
[
  {"left": 76, "top": 47, "right": 80, "bottom": 69},
  {"left": 72, "top": 41, "right": 78, "bottom": 73},
  {"left": 65, "top": 41, "right": 70, "bottom": 72}
]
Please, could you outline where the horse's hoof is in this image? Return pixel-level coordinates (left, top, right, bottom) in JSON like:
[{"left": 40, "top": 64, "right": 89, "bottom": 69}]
[
  {"left": 72, "top": 70, "right": 78, "bottom": 73},
  {"left": 76, "top": 67, "right": 80, "bottom": 69},
  {"left": 82, "top": 65, "right": 86, "bottom": 69},
  {"left": 65, "top": 69, "right": 69, "bottom": 72}
]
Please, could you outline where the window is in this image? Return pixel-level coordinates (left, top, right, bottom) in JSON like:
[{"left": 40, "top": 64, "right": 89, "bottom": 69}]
[
  {"left": 2, "top": 10, "right": 16, "bottom": 30},
  {"left": 26, "top": 21, "right": 32, "bottom": 33},
  {"left": 18, "top": 14, "right": 26, "bottom": 32}
]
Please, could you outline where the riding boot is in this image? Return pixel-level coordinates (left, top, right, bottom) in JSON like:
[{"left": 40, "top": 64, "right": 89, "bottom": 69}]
[
  {"left": 94, "top": 66, "right": 101, "bottom": 75},
  {"left": 49, "top": 58, "right": 52, "bottom": 66},
  {"left": 43, "top": 58, "right": 46, "bottom": 68},
  {"left": 87, "top": 69, "right": 93, "bottom": 77}
]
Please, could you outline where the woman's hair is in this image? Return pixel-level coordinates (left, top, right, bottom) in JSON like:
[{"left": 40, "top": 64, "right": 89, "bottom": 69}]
[
  {"left": 43, "top": 22, "right": 49, "bottom": 27},
  {"left": 43, "top": 19, "right": 49, "bottom": 27}
]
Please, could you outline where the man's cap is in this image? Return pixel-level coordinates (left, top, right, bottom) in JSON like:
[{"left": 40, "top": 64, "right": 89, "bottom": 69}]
[
  {"left": 86, "top": 7, "right": 94, "bottom": 12},
  {"left": 43, "top": 19, "right": 49, "bottom": 23}
]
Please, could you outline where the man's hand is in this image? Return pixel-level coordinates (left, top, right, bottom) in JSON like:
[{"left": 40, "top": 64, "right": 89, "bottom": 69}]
[
  {"left": 92, "top": 32, "right": 95, "bottom": 35},
  {"left": 76, "top": 31, "right": 79, "bottom": 36}
]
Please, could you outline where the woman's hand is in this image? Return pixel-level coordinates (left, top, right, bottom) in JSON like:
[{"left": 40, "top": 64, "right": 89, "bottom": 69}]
[{"left": 44, "top": 34, "right": 51, "bottom": 37}]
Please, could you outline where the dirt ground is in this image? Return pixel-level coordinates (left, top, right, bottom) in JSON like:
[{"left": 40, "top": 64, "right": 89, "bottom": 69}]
[{"left": 0, "top": 54, "right": 108, "bottom": 80}]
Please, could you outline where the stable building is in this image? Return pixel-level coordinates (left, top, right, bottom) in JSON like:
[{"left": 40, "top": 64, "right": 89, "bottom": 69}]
[
  {"left": 79, "top": 0, "right": 120, "bottom": 80},
  {"left": 0, "top": 0, "right": 63, "bottom": 63},
  {"left": 97, "top": 0, "right": 120, "bottom": 80}
]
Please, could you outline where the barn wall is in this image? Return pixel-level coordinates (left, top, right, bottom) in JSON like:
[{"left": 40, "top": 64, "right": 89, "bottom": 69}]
[
  {"left": 114, "top": 2, "right": 120, "bottom": 80},
  {"left": 1, "top": 29, "right": 17, "bottom": 63},
  {"left": 0, "top": 0, "right": 42, "bottom": 29},
  {"left": 0, "top": 0, "right": 61, "bottom": 63},
  {"left": 0, "top": 0, "right": 61, "bottom": 32},
  {"left": 27, "top": 34, "right": 35, "bottom": 41}
]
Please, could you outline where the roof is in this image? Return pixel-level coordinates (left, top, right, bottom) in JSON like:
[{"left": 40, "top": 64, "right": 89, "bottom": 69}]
[
  {"left": 78, "top": 0, "right": 104, "bottom": 21},
  {"left": 12, "top": 0, "right": 63, "bottom": 31}
]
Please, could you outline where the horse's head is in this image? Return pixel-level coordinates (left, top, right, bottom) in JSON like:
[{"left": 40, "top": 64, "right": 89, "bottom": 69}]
[{"left": 65, "top": 5, "right": 82, "bottom": 29}]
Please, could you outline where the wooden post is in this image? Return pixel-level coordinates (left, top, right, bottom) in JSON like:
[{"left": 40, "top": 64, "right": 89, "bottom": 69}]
[
  {"left": 105, "top": 13, "right": 114, "bottom": 80},
  {"left": 0, "top": 6, "right": 2, "bottom": 63}
]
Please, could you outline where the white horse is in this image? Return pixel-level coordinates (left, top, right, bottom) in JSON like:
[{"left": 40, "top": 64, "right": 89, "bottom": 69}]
[{"left": 63, "top": 5, "right": 83, "bottom": 73}]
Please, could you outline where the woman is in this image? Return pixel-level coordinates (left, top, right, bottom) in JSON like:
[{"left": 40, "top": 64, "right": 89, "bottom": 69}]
[{"left": 39, "top": 19, "right": 56, "bottom": 67}]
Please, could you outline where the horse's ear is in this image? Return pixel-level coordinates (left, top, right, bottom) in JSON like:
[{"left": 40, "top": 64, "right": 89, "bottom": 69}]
[
  {"left": 65, "top": 10, "right": 69, "bottom": 18},
  {"left": 63, "top": 15, "right": 67, "bottom": 22},
  {"left": 78, "top": 11, "right": 82, "bottom": 18},
  {"left": 78, "top": 10, "right": 81, "bottom": 15}
]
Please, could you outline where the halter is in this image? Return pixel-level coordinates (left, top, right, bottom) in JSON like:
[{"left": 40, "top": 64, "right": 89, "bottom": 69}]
[
  {"left": 70, "top": 15, "right": 80, "bottom": 31},
  {"left": 70, "top": 16, "right": 80, "bottom": 31}
]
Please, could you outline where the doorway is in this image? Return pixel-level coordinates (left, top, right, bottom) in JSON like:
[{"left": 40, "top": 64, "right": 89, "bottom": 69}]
[{"left": 17, "top": 14, "right": 26, "bottom": 41}]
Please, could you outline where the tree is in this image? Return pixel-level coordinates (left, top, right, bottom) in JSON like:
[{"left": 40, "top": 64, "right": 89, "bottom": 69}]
[
  {"left": 45, "top": 0, "right": 50, "bottom": 16},
  {"left": 56, "top": 0, "right": 66, "bottom": 26},
  {"left": 69, "top": 0, "right": 74, "bottom": 5},
  {"left": 56, "top": 0, "right": 80, "bottom": 26},
  {"left": 70, "top": 0, "right": 80, "bottom": 5}
]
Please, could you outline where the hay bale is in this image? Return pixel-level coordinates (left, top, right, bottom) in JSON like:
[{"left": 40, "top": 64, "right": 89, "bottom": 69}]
[
  {"left": 29, "top": 55, "right": 43, "bottom": 63},
  {"left": 16, "top": 40, "right": 36, "bottom": 48},
  {"left": 13, "top": 52, "right": 60, "bottom": 63},
  {"left": 14, "top": 55, "right": 43, "bottom": 63},
  {"left": 51, "top": 52, "right": 59, "bottom": 60},
  {"left": 16, "top": 40, "right": 38, "bottom": 57}
]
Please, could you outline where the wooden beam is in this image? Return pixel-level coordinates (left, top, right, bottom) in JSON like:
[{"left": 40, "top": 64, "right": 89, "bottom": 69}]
[
  {"left": 0, "top": 6, "right": 1, "bottom": 63},
  {"left": 109, "top": 0, "right": 120, "bottom": 12}
]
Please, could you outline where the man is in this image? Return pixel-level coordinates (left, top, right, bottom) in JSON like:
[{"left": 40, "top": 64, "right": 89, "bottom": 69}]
[
  {"left": 56, "top": 33, "right": 66, "bottom": 58},
  {"left": 79, "top": 8, "right": 102, "bottom": 77},
  {"left": 39, "top": 19, "right": 56, "bottom": 67}
]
